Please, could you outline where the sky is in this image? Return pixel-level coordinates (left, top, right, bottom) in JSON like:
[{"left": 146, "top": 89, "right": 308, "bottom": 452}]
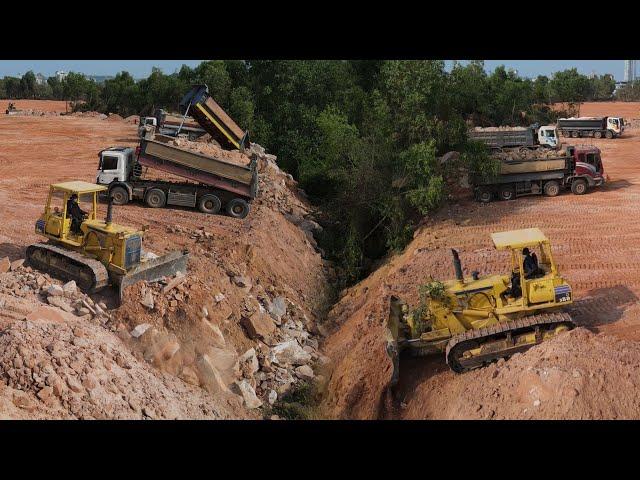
[{"left": 0, "top": 60, "right": 629, "bottom": 81}]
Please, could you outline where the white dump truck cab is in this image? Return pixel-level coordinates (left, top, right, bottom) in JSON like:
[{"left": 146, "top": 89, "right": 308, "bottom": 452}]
[
  {"left": 608, "top": 117, "right": 624, "bottom": 136},
  {"left": 537, "top": 125, "right": 558, "bottom": 148},
  {"left": 96, "top": 147, "right": 136, "bottom": 186}
]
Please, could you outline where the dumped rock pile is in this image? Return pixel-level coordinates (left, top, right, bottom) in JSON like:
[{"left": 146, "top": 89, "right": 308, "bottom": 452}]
[
  {"left": 0, "top": 312, "right": 244, "bottom": 419},
  {"left": 171, "top": 137, "right": 251, "bottom": 166},
  {"left": 0, "top": 256, "right": 109, "bottom": 325},
  {"left": 123, "top": 271, "right": 329, "bottom": 410},
  {"left": 493, "top": 146, "right": 569, "bottom": 162}
]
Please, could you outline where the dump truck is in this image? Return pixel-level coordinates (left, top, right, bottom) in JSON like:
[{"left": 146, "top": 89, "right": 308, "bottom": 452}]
[
  {"left": 138, "top": 109, "right": 207, "bottom": 140},
  {"left": 557, "top": 116, "right": 624, "bottom": 139},
  {"left": 96, "top": 137, "right": 258, "bottom": 218},
  {"left": 474, "top": 144, "right": 605, "bottom": 202},
  {"left": 386, "top": 228, "right": 575, "bottom": 378},
  {"left": 27, "top": 181, "right": 189, "bottom": 302},
  {"left": 469, "top": 124, "right": 559, "bottom": 150},
  {"left": 180, "top": 84, "right": 249, "bottom": 151}
]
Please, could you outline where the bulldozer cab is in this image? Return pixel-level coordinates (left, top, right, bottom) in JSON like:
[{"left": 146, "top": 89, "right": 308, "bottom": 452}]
[
  {"left": 492, "top": 228, "right": 561, "bottom": 307},
  {"left": 38, "top": 182, "right": 105, "bottom": 245}
]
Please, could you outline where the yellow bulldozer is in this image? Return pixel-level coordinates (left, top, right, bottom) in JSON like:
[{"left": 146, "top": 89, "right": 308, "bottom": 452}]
[
  {"left": 27, "top": 181, "right": 189, "bottom": 302},
  {"left": 387, "top": 228, "right": 575, "bottom": 380}
]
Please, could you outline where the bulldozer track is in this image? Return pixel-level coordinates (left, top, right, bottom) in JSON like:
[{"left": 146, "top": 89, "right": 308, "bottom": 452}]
[
  {"left": 445, "top": 312, "right": 574, "bottom": 373},
  {"left": 26, "top": 243, "right": 109, "bottom": 293}
]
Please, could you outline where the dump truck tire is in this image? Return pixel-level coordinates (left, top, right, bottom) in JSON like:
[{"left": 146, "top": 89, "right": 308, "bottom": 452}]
[
  {"left": 477, "top": 188, "right": 493, "bottom": 203},
  {"left": 544, "top": 181, "right": 560, "bottom": 197},
  {"left": 594, "top": 131, "right": 602, "bottom": 139},
  {"left": 145, "top": 188, "right": 166, "bottom": 208},
  {"left": 571, "top": 178, "right": 587, "bottom": 195},
  {"left": 605, "top": 130, "right": 613, "bottom": 139},
  {"left": 198, "top": 194, "right": 222, "bottom": 214},
  {"left": 226, "top": 198, "right": 250, "bottom": 219},
  {"left": 499, "top": 185, "right": 515, "bottom": 201},
  {"left": 571, "top": 131, "right": 579, "bottom": 138},
  {"left": 110, "top": 186, "right": 129, "bottom": 205}
]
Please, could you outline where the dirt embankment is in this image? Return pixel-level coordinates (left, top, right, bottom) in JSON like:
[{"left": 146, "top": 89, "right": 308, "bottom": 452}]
[{"left": 321, "top": 102, "right": 640, "bottom": 420}]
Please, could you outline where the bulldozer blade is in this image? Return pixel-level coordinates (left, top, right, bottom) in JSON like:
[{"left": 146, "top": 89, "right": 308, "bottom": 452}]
[{"left": 115, "top": 250, "right": 189, "bottom": 304}]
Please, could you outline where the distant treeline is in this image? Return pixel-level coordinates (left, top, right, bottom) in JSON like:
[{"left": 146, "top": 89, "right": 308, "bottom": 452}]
[{"left": 0, "top": 61, "right": 620, "bottom": 285}]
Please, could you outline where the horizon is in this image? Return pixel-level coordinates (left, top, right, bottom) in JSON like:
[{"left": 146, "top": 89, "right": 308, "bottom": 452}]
[{"left": 0, "top": 60, "right": 632, "bottom": 82}]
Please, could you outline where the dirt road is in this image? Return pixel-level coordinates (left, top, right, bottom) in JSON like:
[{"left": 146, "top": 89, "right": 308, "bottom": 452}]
[{"left": 322, "top": 102, "right": 640, "bottom": 419}]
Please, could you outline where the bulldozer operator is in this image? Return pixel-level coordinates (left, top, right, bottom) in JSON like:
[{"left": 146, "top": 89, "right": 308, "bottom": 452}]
[{"left": 67, "top": 193, "right": 88, "bottom": 234}]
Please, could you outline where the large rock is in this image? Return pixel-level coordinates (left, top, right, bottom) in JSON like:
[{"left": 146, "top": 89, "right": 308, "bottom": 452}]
[
  {"left": 203, "top": 347, "right": 240, "bottom": 386},
  {"left": 140, "top": 291, "right": 154, "bottom": 310},
  {"left": 267, "top": 297, "right": 287, "bottom": 321},
  {"left": 232, "top": 276, "right": 252, "bottom": 292},
  {"left": 271, "top": 340, "right": 312, "bottom": 366},
  {"left": 202, "top": 319, "right": 226, "bottom": 347},
  {"left": 240, "top": 312, "right": 276, "bottom": 341},
  {"left": 10, "top": 259, "right": 25, "bottom": 271},
  {"left": 130, "top": 323, "right": 152, "bottom": 339},
  {"left": 47, "top": 284, "right": 64, "bottom": 297},
  {"left": 0, "top": 257, "right": 10, "bottom": 273},
  {"left": 62, "top": 280, "right": 77, "bottom": 297},
  {"left": 295, "top": 365, "right": 315, "bottom": 381},
  {"left": 235, "top": 380, "right": 263, "bottom": 409},
  {"left": 47, "top": 295, "right": 74, "bottom": 313},
  {"left": 196, "top": 354, "right": 232, "bottom": 395}
]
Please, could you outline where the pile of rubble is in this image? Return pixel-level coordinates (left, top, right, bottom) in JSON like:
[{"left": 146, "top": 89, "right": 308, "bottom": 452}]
[
  {"left": 0, "top": 310, "right": 243, "bottom": 419},
  {"left": 170, "top": 137, "right": 251, "bottom": 167},
  {"left": 6, "top": 109, "right": 61, "bottom": 117},
  {"left": 1, "top": 256, "right": 109, "bottom": 326},
  {"left": 127, "top": 271, "right": 330, "bottom": 411},
  {"left": 493, "top": 146, "right": 569, "bottom": 162}
]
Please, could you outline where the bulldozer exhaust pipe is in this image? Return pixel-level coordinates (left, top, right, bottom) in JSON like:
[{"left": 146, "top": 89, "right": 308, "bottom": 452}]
[
  {"left": 105, "top": 196, "right": 114, "bottom": 226},
  {"left": 452, "top": 249, "right": 464, "bottom": 282}
]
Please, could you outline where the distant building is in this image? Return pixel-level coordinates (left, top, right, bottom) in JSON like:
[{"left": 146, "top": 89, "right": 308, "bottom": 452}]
[
  {"left": 35, "top": 73, "right": 46, "bottom": 85},
  {"left": 624, "top": 60, "right": 636, "bottom": 83},
  {"left": 56, "top": 70, "right": 68, "bottom": 82}
]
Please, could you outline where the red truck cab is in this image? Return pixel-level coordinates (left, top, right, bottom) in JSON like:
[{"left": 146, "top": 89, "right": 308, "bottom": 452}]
[{"left": 568, "top": 145, "right": 605, "bottom": 190}]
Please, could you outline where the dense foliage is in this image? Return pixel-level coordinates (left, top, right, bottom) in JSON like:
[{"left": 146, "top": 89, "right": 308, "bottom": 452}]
[{"left": 0, "top": 61, "right": 619, "bottom": 285}]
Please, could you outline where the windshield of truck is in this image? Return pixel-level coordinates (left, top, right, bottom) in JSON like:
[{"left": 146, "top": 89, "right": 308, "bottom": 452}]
[
  {"left": 544, "top": 130, "right": 555, "bottom": 138},
  {"left": 100, "top": 155, "right": 119, "bottom": 171}
]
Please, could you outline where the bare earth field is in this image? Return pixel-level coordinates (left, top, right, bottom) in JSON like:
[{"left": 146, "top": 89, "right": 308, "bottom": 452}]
[
  {"left": 322, "top": 102, "right": 640, "bottom": 420},
  {"left": 0, "top": 99, "right": 69, "bottom": 113}
]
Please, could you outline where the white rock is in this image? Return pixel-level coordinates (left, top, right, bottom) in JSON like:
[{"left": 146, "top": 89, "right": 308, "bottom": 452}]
[
  {"left": 130, "top": 323, "right": 152, "bottom": 338},
  {"left": 203, "top": 319, "right": 225, "bottom": 347},
  {"left": 268, "top": 296, "right": 287, "bottom": 320},
  {"left": 271, "top": 340, "right": 312, "bottom": 366},
  {"left": 214, "top": 293, "right": 225, "bottom": 303},
  {"left": 62, "top": 280, "right": 77, "bottom": 297},
  {"left": 235, "top": 380, "right": 263, "bottom": 409},
  {"left": 140, "top": 291, "right": 154, "bottom": 309},
  {"left": 47, "top": 285, "right": 64, "bottom": 296},
  {"left": 295, "top": 365, "right": 315, "bottom": 381},
  {"left": 268, "top": 389, "right": 278, "bottom": 405}
]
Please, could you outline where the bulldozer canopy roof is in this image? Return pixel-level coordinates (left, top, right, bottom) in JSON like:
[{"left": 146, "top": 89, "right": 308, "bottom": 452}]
[
  {"left": 491, "top": 228, "right": 548, "bottom": 250},
  {"left": 51, "top": 181, "right": 107, "bottom": 194}
]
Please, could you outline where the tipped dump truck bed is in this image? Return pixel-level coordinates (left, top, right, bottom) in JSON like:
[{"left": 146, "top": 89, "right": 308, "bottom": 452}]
[{"left": 180, "top": 85, "right": 248, "bottom": 150}]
